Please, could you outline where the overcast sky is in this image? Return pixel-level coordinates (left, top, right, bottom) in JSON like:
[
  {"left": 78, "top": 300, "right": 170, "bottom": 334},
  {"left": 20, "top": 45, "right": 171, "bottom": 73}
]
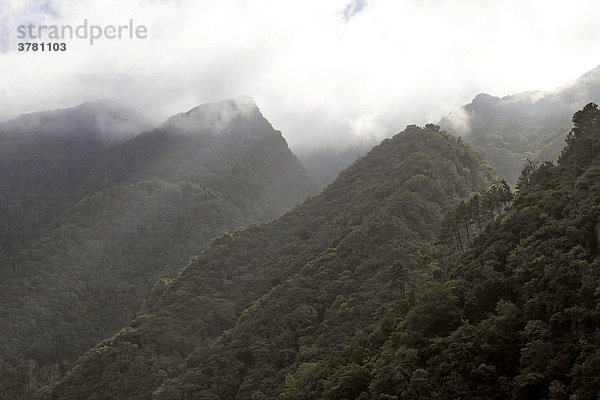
[{"left": 2, "top": 0, "right": 600, "bottom": 151}]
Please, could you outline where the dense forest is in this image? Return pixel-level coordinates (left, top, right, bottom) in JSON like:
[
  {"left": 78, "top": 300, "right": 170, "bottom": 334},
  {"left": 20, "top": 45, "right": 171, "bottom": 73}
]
[
  {"left": 4, "top": 92, "right": 600, "bottom": 400},
  {"left": 0, "top": 100, "right": 153, "bottom": 254},
  {"left": 40, "top": 124, "right": 497, "bottom": 399},
  {"left": 41, "top": 104, "right": 600, "bottom": 399},
  {"left": 0, "top": 97, "right": 317, "bottom": 399},
  {"left": 339, "top": 103, "right": 600, "bottom": 400}
]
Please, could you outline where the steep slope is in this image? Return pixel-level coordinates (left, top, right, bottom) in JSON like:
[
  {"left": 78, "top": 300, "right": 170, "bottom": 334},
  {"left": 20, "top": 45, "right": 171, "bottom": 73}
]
[
  {"left": 42, "top": 124, "right": 496, "bottom": 399},
  {"left": 294, "top": 104, "right": 600, "bottom": 399},
  {"left": 0, "top": 100, "right": 153, "bottom": 254},
  {"left": 439, "top": 65, "right": 600, "bottom": 182},
  {"left": 80, "top": 96, "right": 316, "bottom": 220},
  {"left": 0, "top": 97, "right": 317, "bottom": 399}
]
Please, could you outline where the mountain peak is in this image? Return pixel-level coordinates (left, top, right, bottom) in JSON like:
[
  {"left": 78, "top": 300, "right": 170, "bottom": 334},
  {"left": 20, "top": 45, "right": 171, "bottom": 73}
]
[
  {"left": 160, "top": 95, "right": 272, "bottom": 137},
  {"left": 186, "top": 95, "right": 259, "bottom": 117}
]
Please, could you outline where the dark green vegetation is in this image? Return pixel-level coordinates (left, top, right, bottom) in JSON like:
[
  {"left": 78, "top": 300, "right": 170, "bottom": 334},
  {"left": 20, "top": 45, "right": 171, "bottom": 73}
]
[
  {"left": 346, "top": 103, "right": 600, "bottom": 399},
  {"left": 0, "top": 97, "right": 317, "bottom": 399},
  {"left": 440, "top": 65, "right": 600, "bottom": 182},
  {"left": 0, "top": 100, "right": 153, "bottom": 254},
  {"left": 7, "top": 93, "right": 600, "bottom": 400},
  {"left": 43, "top": 104, "right": 600, "bottom": 400},
  {"left": 42, "top": 124, "right": 496, "bottom": 399},
  {"left": 439, "top": 180, "right": 513, "bottom": 253}
]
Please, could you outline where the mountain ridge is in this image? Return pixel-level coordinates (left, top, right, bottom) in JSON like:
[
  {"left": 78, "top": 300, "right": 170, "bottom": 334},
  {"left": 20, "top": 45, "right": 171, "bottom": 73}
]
[
  {"left": 0, "top": 96, "right": 317, "bottom": 399},
  {"left": 41, "top": 124, "right": 496, "bottom": 399},
  {"left": 439, "top": 65, "right": 600, "bottom": 182}
]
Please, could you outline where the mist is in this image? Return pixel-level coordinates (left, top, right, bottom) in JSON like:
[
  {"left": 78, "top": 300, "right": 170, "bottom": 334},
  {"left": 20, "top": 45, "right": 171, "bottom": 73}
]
[{"left": 2, "top": 0, "right": 600, "bottom": 153}]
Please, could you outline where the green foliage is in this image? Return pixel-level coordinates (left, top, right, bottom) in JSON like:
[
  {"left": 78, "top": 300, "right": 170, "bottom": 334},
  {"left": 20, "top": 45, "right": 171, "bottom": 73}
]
[
  {"left": 24, "top": 103, "right": 600, "bottom": 400},
  {"left": 440, "top": 180, "right": 513, "bottom": 253},
  {"left": 0, "top": 101, "right": 317, "bottom": 399},
  {"left": 369, "top": 103, "right": 600, "bottom": 400},
  {"left": 41, "top": 125, "right": 495, "bottom": 399},
  {"left": 559, "top": 103, "right": 600, "bottom": 168}
]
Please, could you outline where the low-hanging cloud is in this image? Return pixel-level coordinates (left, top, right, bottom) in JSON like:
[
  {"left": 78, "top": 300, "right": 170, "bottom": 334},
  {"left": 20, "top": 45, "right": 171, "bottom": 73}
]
[
  {"left": 1, "top": 0, "right": 600, "bottom": 153},
  {"left": 443, "top": 107, "right": 471, "bottom": 136}
]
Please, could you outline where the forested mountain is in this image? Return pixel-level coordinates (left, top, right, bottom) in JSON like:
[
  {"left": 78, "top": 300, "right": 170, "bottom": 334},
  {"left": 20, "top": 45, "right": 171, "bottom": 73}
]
[
  {"left": 440, "top": 65, "right": 600, "bottom": 182},
  {"left": 41, "top": 104, "right": 600, "bottom": 400},
  {"left": 41, "top": 124, "right": 496, "bottom": 399},
  {"left": 0, "top": 100, "right": 154, "bottom": 254},
  {"left": 342, "top": 103, "right": 600, "bottom": 400},
  {"left": 7, "top": 93, "right": 600, "bottom": 400},
  {"left": 0, "top": 97, "right": 317, "bottom": 399}
]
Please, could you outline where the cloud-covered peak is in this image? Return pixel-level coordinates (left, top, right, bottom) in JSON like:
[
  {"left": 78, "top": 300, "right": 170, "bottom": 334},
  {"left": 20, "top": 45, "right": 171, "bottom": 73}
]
[{"left": 161, "top": 96, "right": 273, "bottom": 137}]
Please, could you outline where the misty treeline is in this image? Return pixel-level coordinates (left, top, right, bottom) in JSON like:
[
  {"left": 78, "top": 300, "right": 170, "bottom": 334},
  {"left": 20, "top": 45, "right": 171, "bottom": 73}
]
[{"left": 439, "top": 66, "right": 600, "bottom": 183}]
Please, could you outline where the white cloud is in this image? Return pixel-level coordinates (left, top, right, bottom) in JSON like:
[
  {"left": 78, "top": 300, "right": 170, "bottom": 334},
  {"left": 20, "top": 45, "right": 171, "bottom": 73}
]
[{"left": 1, "top": 0, "right": 600, "bottom": 151}]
